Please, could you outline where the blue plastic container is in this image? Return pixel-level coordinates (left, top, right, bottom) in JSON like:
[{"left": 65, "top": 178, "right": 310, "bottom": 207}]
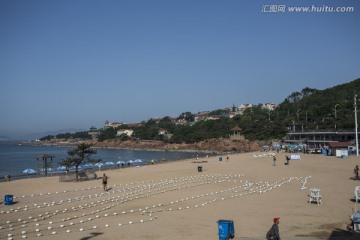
[
  {"left": 4, "top": 195, "right": 13, "bottom": 205},
  {"left": 217, "top": 219, "right": 235, "bottom": 240},
  {"left": 219, "top": 156, "right": 223, "bottom": 161}
]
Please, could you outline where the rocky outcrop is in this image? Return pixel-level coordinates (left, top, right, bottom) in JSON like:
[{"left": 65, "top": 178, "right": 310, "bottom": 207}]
[
  {"left": 30, "top": 137, "right": 261, "bottom": 153},
  {"left": 88, "top": 138, "right": 260, "bottom": 153}
]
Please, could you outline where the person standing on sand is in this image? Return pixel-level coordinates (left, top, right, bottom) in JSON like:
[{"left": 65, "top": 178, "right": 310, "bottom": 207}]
[
  {"left": 102, "top": 173, "right": 108, "bottom": 191},
  {"left": 285, "top": 155, "right": 290, "bottom": 165},
  {"left": 354, "top": 165, "right": 359, "bottom": 180},
  {"left": 273, "top": 155, "right": 276, "bottom": 166}
]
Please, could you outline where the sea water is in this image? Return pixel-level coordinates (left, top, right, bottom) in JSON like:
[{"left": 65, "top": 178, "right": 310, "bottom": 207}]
[{"left": 0, "top": 142, "right": 203, "bottom": 179}]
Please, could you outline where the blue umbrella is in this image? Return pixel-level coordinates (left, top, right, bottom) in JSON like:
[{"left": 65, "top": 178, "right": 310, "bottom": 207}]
[
  {"left": 134, "top": 159, "right": 143, "bottom": 163},
  {"left": 105, "top": 161, "right": 115, "bottom": 166},
  {"left": 117, "top": 160, "right": 126, "bottom": 164},
  {"left": 23, "top": 168, "right": 36, "bottom": 174}
]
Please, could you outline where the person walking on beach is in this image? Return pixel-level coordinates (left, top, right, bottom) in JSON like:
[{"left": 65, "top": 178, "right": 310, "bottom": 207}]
[
  {"left": 102, "top": 173, "right": 108, "bottom": 191},
  {"left": 354, "top": 165, "right": 359, "bottom": 180},
  {"left": 285, "top": 155, "right": 290, "bottom": 165},
  {"left": 273, "top": 155, "right": 277, "bottom": 166},
  {"left": 266, "top": 217, "right": 281, "bottom": 240}
]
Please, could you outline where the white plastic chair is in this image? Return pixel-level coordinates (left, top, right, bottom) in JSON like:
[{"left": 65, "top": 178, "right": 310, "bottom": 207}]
[
  {"left": 355, "top": 186, "right": 360, "bottom": 202},
  {"left": 309, "top": 188, "right": 322, "bottom": 205}
]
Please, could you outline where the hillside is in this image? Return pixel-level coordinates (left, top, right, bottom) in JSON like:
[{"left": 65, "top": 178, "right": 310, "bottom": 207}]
[{"left": 39, "top": 78, "right": 360, "bottom": 145}]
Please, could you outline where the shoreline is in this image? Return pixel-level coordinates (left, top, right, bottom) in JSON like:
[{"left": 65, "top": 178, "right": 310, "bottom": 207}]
[{"left": 0, "top": 144, "right": 216, "bottom": 182}]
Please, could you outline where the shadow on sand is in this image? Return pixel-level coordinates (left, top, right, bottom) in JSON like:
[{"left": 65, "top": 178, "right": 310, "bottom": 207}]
[
  {"left": 79, "top": 232, "right": 104, "bottom": 240},
  {"left": 328, "top": 228, "right": 360, "bottom": 240}
]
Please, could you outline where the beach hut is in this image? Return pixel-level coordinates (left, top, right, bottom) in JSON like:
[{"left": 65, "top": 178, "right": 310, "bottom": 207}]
[
  {"left": 36, "top": 154, "right": 55, "bottom": 177},
  {"left": 328, "top": 142, "right": 352, "bottom": 157}
]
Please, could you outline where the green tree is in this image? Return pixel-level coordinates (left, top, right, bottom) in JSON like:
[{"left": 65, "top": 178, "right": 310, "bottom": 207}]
[
  {"left": 59, "top": 143, "right": 101, "bottom": 175},
  {"left": 158, "top": 116, "right": 176, "bottom": 133},
  {"left": 98, "top": 127, "right": 117, "bottom": 141},
  {"left": 178, "top": 112, "right": 195, "bottom": 122}
]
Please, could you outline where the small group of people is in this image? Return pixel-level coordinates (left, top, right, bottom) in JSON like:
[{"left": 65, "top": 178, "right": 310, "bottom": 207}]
[
  {"left": 4, "top": 175, "right": 11, "bottom": 182},
  {"left": 272, "top": 155, "right": 291, "bottom": 166}
]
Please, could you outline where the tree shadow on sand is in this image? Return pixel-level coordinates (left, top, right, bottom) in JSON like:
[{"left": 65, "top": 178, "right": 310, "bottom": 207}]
[{"left": 80, "top": 232, "right": 104, "bottom": 240}]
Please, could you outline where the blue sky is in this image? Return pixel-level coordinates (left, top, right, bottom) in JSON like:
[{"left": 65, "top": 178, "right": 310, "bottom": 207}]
[{"left": 0, "top": 0, "right": 359, "bottom": 139}]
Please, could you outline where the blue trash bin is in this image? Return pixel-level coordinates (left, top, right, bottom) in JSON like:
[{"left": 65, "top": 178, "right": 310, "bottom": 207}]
[
  {"left": 4, "top": 195, "right": 13, "bottom": 205},
  {"left": 217, "top": 219, "right": 235, "bottom": 240},
  {"left": 219, "top": 156, "right": 223, "bottom": 161}
]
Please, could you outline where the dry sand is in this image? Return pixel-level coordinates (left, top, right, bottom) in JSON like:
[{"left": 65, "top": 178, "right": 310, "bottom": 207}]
[{"left": 1, "top": 152, "right": 360, "bottom": 239}]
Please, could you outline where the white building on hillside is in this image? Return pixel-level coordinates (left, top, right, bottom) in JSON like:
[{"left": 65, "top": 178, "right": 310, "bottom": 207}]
[
  {"left": 237, "top": 104, "right": 253, "bottom": 114},
  {"left": 262, "top": 102, "right": 277, "bottom": 111},
  {"left": 116, "top": 129, "right": 133, "bottom": 137}
]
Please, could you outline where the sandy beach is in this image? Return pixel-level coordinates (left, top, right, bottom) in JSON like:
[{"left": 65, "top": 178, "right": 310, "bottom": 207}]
[{"left": 1, "top": 151, "right": 360, "bottom": 240}]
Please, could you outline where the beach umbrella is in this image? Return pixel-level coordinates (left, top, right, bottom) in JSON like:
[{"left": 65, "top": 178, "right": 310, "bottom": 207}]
[
  {"left": 105, "top": 161, "right": 115, "bottom": 166},
  {"left": 134, "top": 159, "right": 143, "bottom": 163},
  {"left": 83, "top": 163, "right": 93, "bottom": 168},
  {"left": 56, "top": 166, "right": 66, "bottom": 171},
  {"left": 126, "top": 160, "right": 134, "bottom": 164},
  {"left": 23, "top": 168, "right": 36, "bottom": 174},
  {"left": 69, "top": 166, "right": 82, "bottom": 171},
  {"left": 41, "top": 168, "right": 53, "bottom": 172},
  {"left": 94, "top": 163, "right": 104, "bottom": 167},
  {"left": 116, "top": 160, "right": 126, "bottom": 164}
]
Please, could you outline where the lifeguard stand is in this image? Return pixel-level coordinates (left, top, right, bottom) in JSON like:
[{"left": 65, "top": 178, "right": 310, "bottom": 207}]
[{"left": 36, "top": 154, "right": 55, "bottom": 177}]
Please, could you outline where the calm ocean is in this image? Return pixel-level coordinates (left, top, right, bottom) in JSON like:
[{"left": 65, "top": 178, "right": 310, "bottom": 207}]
[{"left": 0, "top": 142, "right": 202, "bottom": 179}]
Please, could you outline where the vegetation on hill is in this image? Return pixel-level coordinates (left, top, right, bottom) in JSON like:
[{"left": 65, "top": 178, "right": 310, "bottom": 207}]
[
  {"left": 40, "top": 78, "right": 360, "bottom": 143},
  {"left": 40, "top": 131, "right": 92, "bottom": 141}
]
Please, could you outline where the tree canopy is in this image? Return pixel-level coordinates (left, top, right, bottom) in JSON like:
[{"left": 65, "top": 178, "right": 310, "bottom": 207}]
[{"left": 58, "top": 143, "right": 101, "bottom": 174}]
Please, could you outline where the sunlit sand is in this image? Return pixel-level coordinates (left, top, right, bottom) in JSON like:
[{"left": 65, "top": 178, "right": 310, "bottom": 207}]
[{"left": 0, "top": 152, "right": 359, "bottom": 239}]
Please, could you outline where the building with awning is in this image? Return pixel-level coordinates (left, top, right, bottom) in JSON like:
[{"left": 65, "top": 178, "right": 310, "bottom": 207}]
[{"left": 327, "top": 142, "right": 352, "bottom": 157}]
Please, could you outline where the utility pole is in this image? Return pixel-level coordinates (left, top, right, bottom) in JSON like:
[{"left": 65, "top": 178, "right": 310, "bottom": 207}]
[
  {"left": 355, "top": 94, "right": 359, "bottom": 156},
  {"left": 334, "top": 104, "right": 339, "bottom": 130}
]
